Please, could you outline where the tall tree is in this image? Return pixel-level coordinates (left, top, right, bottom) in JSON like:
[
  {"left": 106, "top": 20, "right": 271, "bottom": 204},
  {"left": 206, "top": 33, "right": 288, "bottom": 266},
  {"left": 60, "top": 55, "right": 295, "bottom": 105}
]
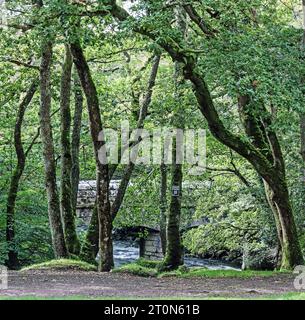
[
  {"left": 6, "top": 80, "right": 38, "bottom": 270},
  {"left": 109, "top": 1, "right": 304, "bottom": 269},
  {"left": 59, "top": 45, "right": 80, "bottom": 255},
  {"left": 162, "top": 6, "right": 186, "bottom": 270},
  {"left": 39, "top": 39, "right": 68, "bottom": 258},
  {"left": 70, "top": 40, "right": 113, "bottom": 271}
]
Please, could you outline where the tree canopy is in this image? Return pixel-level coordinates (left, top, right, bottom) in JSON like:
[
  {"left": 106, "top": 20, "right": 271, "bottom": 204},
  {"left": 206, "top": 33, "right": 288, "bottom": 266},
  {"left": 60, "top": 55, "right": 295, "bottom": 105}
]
[{"left": 0, "top": 0, "right": 305, "bottom": 272}]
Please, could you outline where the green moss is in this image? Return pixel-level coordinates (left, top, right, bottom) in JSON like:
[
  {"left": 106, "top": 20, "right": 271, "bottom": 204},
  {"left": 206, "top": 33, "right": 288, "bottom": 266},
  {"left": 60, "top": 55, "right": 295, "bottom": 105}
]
[
  {"left": 113, "top": 259, "right": 290, "bottom": 279},
  {"left": 21, "top": 259, "right": 97, "bottom": 272},
  {"left": 113, "top": 259, "right": 162, "bottom": 277},
  {"left": 112, "top": 263, "right": 158, "bottom": 277},
  {"left": 260, "top": 292, "right": 305, "bottom": 300},
  {"left": 136, "top": 258, "right": 162, "bottom": 269}
]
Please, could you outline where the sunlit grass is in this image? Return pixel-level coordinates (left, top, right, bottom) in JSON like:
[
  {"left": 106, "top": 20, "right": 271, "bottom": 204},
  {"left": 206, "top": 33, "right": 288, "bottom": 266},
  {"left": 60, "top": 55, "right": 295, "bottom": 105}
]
[
  {"left": 113, "top": 259, "right": 290, "bottom": 279},
  {"left": 112, "top": 263, "right": 158, "bottom": 277},
  {"left": 21, "top": 259, "right": 97, "bottom": 272}
]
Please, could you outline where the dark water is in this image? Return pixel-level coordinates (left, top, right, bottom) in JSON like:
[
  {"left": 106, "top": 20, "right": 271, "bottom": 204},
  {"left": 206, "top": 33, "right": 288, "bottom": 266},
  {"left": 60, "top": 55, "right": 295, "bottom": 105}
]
[{"left": 113, "top": 241, "right": 240, "bottom": 270}]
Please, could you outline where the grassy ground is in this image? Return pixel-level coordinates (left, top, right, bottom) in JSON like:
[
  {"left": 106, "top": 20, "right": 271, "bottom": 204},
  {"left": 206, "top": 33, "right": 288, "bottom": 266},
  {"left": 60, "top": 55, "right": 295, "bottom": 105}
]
[
  {"left": 3, "top": 258, "right": 297, "bottom": 300},
  {"left": 112, "top": 258, "right": 288, "bottom": 278},
  {"left": 21, "top": 259, "right": 97, "bottom": 272},
  {"left": 264, "top": 292, "right": 305, "bottom": 300}
]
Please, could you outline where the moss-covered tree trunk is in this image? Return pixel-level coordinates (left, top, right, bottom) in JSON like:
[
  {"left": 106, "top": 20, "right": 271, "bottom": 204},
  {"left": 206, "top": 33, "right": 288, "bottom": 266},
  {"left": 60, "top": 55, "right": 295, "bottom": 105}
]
[
  {"left": 6, "top": 80, "right": 38, "bottom": 270},
  {"left": 40, "top": 40, "right": 68, "bottom": 259},
  {"left": 263, "top": 180, "right": 283, "bottom": 268},
  {"left": 271, "top": 178, "right": 303, "bottom": 270},
  {"left": 71, "top": 69, "right": 83, "bottom": 216},
  {"left": 70, "top": 40, "right": 114, "bottom": 271},
  {"left": 238, "top": 94, "right": 303, "bottom": 269},
  {"left": 59, "top": 45, "right": 80, "bottom": 255},
  {"left": 162, "top": 146, "right": 184, "bottom": 270},
  {"left": 79, "top": 206, "right": 99, "bottom": 264},
  {"left": 162, "top": 6, "right": 186, "bottom": 270},
  {"left": 96, "top": 163, "right": 113, "bottom": 272},
  {"left": 160, "top": 162, "right": 167, "bottom": 255}
]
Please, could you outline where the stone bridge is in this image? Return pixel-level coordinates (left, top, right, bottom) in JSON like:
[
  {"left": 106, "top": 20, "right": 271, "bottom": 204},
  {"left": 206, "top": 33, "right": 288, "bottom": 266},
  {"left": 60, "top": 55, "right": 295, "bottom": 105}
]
[{"left": 76, "top": 180, "right": 207, "bottom": 260}]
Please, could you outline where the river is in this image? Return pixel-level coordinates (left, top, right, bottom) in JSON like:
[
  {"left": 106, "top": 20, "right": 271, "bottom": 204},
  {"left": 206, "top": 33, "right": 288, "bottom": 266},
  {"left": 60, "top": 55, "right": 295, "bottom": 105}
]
[{"left": 113, "top": 240, "right": 240, "bottom": 270}]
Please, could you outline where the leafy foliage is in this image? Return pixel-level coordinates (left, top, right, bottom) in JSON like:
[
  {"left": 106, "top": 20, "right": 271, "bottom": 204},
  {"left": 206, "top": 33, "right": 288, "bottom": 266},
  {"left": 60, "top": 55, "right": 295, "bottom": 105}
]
[{"left": 1, "top": 0, "right": 305, "bottom": 269}]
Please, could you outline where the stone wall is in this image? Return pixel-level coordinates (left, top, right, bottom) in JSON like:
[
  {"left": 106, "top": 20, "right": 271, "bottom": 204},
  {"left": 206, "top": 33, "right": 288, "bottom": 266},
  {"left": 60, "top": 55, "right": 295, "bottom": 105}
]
[{"left": 140, "top": 233, "right": 163, "bottom": 260}]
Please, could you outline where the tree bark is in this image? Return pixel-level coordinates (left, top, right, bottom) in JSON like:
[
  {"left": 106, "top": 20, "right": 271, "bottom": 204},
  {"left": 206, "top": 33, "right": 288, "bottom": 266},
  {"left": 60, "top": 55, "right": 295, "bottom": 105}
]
[
  {"left": 59, "top": 45, "right": 80, "bottom": 255},
  {"left": 6, "top": 80, "right": 38, "bottom": 270},
  {"left": 238, "top": 95, "right": 282, "bottom": 249},
  {"left": 162, "top": 140, "right": 184, "bottom": 270},
  {"left": 263, "top": 180, "right": 283, "bottom": 268},
  {"left": 70, "top": 41, "right": 114, "bottom": 271},
  {"left": 238, "top": 94, "right": 302, "bottom": 269},
  {"left": 40, "top": 40, "right": 68, "bottom": 258},
  {"left": 71, "top": 68, "right": 83, "bottom": 216},
  {"left": 79, "top": 205, "right": 99, "bottom": 264},
  {"left": 272, "top": 181, "right": 302, "bottom": 269},
  {"left": 160, "top": 162, "right": 167, "bottom": 255}
]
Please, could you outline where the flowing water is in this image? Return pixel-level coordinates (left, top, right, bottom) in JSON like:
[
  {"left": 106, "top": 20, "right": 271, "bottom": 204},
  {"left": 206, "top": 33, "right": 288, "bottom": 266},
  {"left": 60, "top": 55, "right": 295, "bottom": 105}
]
[{"left": 113, "top": 240, "right": 240, "bottom": 270}]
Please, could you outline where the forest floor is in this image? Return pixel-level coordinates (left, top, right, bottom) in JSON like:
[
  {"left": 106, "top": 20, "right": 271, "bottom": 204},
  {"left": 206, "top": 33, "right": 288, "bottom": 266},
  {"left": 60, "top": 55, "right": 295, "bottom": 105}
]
[{"left": 0, "top": 270, "right": 302, "bottom": 299}]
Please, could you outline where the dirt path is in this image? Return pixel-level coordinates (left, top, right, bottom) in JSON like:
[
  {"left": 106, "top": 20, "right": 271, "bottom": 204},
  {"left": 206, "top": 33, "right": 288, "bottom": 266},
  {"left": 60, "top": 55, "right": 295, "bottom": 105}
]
[{"left": 0, "top": 270, "right": 300, "bottom": 299}]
